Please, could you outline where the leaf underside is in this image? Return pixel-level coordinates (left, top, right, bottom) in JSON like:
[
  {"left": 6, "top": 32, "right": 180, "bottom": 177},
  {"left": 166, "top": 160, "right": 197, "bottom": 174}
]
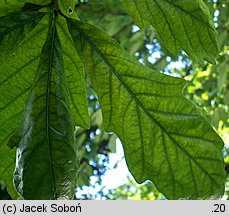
[
  {"left": 67, "top": 18, "right": 225, "bottom": 199},
  {"left": 122, "top": 0, "right": 219, "bottom": 64},
  {"left": 0, "top": 1, "right": 226, "bottom": 200}
]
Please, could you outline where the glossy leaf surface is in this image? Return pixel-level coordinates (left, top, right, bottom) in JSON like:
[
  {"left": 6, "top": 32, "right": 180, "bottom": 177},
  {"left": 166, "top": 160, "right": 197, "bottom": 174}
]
[{"left": 9, "top": 16, "right": 78, "bottom": 199}]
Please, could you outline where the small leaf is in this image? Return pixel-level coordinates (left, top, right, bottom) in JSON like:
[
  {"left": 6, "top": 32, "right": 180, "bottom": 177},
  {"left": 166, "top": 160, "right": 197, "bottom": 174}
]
[
  {"left": 109, "top": 135, "right": 117, "bottom": 153},
  {"left": 122, "top": 0, "right": 219, "bottom": 64},
  {"left": 9, "top": 16, "right": 78, "bottom": 199},
  {"left": 212, "top": 108, "right": 227, "bottom": 129},
  {"left": 58, "top": 0, "right": 78, "bottom": 19},
  {"left": 66, "top": 17, "right": 225, "bottom": 199}
]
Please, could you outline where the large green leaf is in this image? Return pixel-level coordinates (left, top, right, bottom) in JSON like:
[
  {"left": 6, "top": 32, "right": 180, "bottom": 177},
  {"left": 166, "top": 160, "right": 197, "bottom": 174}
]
[
  {"left": 122, "top": 0, "right": 219, "bottom": 64},
  {"left": 66, "top": 17, "right": 225, "bottom": 199},
  {"left": 7, "top": 15, "right": 78, "bottom": 199},
  {"left": 0, "top": 10, "right": 48, "bottom": 198}
]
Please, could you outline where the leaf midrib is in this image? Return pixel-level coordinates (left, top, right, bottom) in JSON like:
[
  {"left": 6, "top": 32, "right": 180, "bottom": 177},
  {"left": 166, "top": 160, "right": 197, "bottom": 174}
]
[
  {"left": 45, "top": 21, "right": 57, "bottom": 199},
  {"left": 67, "top": 18, "right": 222, "bottom": 190}
]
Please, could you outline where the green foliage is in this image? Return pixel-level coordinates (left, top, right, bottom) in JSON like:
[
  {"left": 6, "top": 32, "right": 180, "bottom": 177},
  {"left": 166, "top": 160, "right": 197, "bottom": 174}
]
[
  {"left": 76, "top": 87, "right": 118, "bottom": 188},
  {"left": 67, "top": 17, "right": 225, "bottom": 199},
  {"left": 8, "top": 15, "right": 78, "bottom": 199},
  {"left": 107, "top": 178, "right": 164, "bottom": 200},
  {"left": 122, "top": 0, "right": 219, "bottom": 64},
  {"left": 0, "top": 0, "right": 226, "bottom": 199},
  {"left": 0, "top": 10, "right": 48, "bottom": 199}
]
